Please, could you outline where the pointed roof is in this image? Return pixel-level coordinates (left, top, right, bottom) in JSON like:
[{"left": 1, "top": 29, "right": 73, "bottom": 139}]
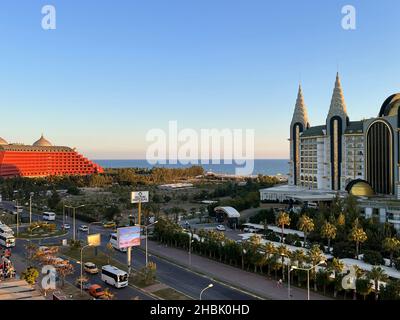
[
  {"left": 327, "top": 73, "right": 347, "bottom": 119},
  {"left": 0, "top": 137, "right": 8, "bottom": 146},
  {"left": 291, "top": 84, "right": 310, "bottom": 128},
  {"left": 33, "top": 134, "right": 53, "bottom": 147}
]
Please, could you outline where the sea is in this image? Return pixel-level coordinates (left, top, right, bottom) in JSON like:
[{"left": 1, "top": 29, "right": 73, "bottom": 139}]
[{"left": 94, "top": 159, "right": 289, "bottom": 176}]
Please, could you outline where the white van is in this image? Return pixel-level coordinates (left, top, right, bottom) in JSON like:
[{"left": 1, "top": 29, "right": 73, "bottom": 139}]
[
  {"left": 109, "top": 233, "right": 127, "bottom": 252},
  {"left": 43, "top": 212, "right": 56, "bottom": 221},
  {"left": 101, "top": 265, "right": 128, "bottom": 288},
  {"left": 0, "top": 233, "right": 15, "bottom": 248},
  {"left": 0, "top": 224, "right": 14, "bottom": 235}
]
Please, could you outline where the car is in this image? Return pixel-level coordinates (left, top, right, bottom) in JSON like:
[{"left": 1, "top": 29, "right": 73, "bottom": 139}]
[
  {"left": 84, "top": 262, "right": 99, "bottom": 274},
  {"left": 102, "top": 221, "right": 116, "bottom": 229},
  {"left": 75, "top": 279, "right": 91, "bottom": 291},
  {"left": 88, "top": 284, "right": 105, "bottom": 299},
  {"left": 216, "top": 225, "right": 226, "bottom": 231},
  {"left": 79, "top": 225, "right": 89, "bottom": 232},
  {"left": 62, "top": 223, "right": 70, "bottom": 230}
]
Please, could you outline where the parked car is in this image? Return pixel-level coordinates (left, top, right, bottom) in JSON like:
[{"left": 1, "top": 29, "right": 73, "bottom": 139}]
[
  {"left": 88, "top": 284, "right": 105, "bottom": 299},
  {"left": 79, "top": 225, "right": 89, "bottom": 232},
  {"left": 62, "top": 223, "right": 70, "bottom": 230},
  {"left": 102, "top": 221, "right": 116, "bottom": 229},
  {"left": 216, "top": 225, "right": 226, "bottom": 231},
  {"left": 84, "top": 262, "right": 99, "bottom": 274}
]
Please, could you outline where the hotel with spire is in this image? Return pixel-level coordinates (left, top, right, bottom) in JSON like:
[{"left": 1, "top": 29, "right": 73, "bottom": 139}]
[{"left": 288, "top": 72, "right": 400, "bottom": 196}]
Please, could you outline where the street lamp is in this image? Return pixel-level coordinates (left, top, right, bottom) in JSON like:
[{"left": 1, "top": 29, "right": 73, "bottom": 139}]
[
  {"left": 288, "top": 265, "right": 296, "bottom": 299},
  {"left": 189, "top": 232, "right": 195, "bottom": 266},
  {"left": 79, "top": 244, "right": 91, "bottom": 295},
  {"left": 29, "top": 192, "right": 34, "bottom": 225},
  {"left": 144, "top": 221, "right": 158, "bottom": 266},
  {"left": 65, "top": 205, "right": 85, "bottom": 241},
  {"left": 200, "top": 283, "right": 213, "bottom": 300},
  {"left": 290, "top": 260, "right": 325, "bottom": 300}
]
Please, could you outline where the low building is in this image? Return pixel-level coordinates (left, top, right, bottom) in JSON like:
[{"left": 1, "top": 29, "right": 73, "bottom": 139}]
[
  {"left": 214, "top": 206, "right": 240, "bottom": 229},
  {"left": 0, "top": 279, "right": 45, "bottom": 300}
]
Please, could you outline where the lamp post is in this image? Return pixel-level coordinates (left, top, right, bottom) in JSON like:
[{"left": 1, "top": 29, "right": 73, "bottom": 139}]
[
  {"left": 200, "top": 283, "right": 214, "bottom": 300},
  {"left": 29, "top": 193, "right": 34, "bottom": 225},
  {"left": 189, "top": 232, "right": 194, "bottom": 266},
  {"left": 144, "top": 221, "right": 158, "bottom": 266},
  {"left": 290, "top": 260, "right": 325, "bottom": 300},
  {"left": 80, "top": 244, "right": 91, "bottom": 295},
  {"left": 65, "top": 205, "right": 85, "bottom": 241},
  {"left": 288, "top": 265, "right": 296, "bottom": 299}
]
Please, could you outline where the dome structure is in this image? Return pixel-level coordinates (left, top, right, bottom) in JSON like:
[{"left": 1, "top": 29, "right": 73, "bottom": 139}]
[
  {"left": 378, "top": 93, "right": 400, "bottom": 117},
  {"left": 33, "top": 134, "right": 53, "bottom": 147},
  {"left": 0, "top": 137, "right": 8, "bottom": 145},
  {"left": 345, "top": 179, "right": 375, "bottom": 197}
]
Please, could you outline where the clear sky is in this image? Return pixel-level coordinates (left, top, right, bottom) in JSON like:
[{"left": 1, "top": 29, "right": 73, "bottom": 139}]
[{"left": 0, "top": 0, "right": 399, "bottom": 159}]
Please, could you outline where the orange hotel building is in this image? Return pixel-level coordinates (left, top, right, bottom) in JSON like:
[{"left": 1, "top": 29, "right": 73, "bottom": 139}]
[{"left": 0, "top": 135, "right": 103, "bottom": 178}]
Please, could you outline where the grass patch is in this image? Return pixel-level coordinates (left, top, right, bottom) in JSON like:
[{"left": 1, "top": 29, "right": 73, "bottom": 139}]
[{"left": 153, "top": 288, "right": 191, "bottom": 300}]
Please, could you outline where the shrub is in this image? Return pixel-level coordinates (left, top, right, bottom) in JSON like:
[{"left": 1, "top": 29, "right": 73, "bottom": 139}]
[
  {"left": 363, "top": 250, "right": 384, "bottom": 265},
  {"left": 333, "top": 241, "right": 355, "bottom": 259},
  {"left": 21, "top": 267, "right": 39, "bottom": 285}
]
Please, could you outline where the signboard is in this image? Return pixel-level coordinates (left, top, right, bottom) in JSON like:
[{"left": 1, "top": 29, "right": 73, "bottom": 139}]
[
  {"left": 131, "top": 191, "right": 149, "bottom": 203},
  {"left": 87, "top": 233, "right": 101, "bottom": 247},
  {"left": 117, "top": 226, "right": 141, "bottom": 249}
]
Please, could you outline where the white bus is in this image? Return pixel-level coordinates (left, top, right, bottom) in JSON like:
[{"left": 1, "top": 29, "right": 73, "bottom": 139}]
[
  {"left": 0, "top": 233, "right": 15, "bottom": 248},
  {"left": 101, "top": 265, "right": 128, "bottom": 288},
  {"left": 109, "top": 233, "right": 127, "bottom": 252},
  {"left": 43, "top": 212, "right": 56, "bottom": 221},
  {"left": 0, "top": 224, "right": 14, "bottom": 235}
]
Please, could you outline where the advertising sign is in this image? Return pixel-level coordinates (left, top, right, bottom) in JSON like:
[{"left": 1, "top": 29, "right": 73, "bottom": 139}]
[
  {"left": 117, "top": 226, "right": 141, "bottom": 248},
  {"left": 131, "top": 191, "right": 149, "bottom": 203},
  {"left": 87, "top": 233, "right": 101, "bottom": 247}
]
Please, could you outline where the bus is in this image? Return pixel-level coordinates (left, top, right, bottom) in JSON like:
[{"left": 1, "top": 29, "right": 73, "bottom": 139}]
[
  {"left": 0, "top": 233, "right": 15, "bottom": 248},
  {"left": 43, "top": 212, "right": 56, "bottom": 221},
  {"left": 109, "top": 233, "right": 127, "bottom": 252},
  {"left": 101, "top": 265, "right": 128, "bottom": 288},
  {"left": 0, "top": 224, "right": 14, "bottom": 235}
]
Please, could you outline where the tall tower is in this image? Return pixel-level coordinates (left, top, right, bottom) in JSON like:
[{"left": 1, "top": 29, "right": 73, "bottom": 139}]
[
  {"left": 326, "top": 73, "right": 348, "bottom": 190},
  {"left": 290, "top": 85, "right": 310, "bottom": 186}
]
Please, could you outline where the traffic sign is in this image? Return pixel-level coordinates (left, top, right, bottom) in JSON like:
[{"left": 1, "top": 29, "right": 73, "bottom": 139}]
[{"left": 131, "top": 191, "right": 149, "bottom": 203}]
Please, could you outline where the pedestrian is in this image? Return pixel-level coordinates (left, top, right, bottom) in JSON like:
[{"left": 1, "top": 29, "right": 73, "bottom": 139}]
[{"left": 278, "top": 279, "right": 283, "bottom": 288}]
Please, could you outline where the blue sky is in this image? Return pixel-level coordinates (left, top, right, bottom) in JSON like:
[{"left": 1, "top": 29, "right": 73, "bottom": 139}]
[{"left": 0, "top": 0, "right": 399, "bottom": 159}]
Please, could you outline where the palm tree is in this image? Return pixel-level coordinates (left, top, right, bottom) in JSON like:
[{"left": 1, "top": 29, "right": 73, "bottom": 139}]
[
  {"left": 298, "top": 215, "right": 314, "bottom": 248},
  {"left": 367, "top": 267, "right": 388, "bottom": 300},
  {"left": 264, "top": 243, "right": 277, "bottom": 277},
  {"left": 349, "top": 219, "right": 367, "bottom": 259},
  {"left": 329, "top": 258, "right": 344, "bottom": 298},
  {"left": 308, "top": 244, "right": 324, "bottom": 292},
  {"left": 321, "top": 221, "right": 337, "bottom": 253},
  {"left": 277, "top": 211, "right": 291, "bottom": 243},
  {"left": 292, "top": 249, "right": 307, "bottom": 286},
  {"left": 356, "top": 278, "right": 372, "bottom": 300},
  {"left": 382, "top": 237, "right": 400, "bottom": 267},
  {"left": 277, "top": 244, "right": 290, "bottom": 281}
]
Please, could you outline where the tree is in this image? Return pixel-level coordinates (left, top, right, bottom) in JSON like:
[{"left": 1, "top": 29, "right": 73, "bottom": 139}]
[
  {"left": 367, "top": 266, "right": 388, "bottom": 300},
  {"left": 330, "top": 258, "right": 344, "bottom": 298},
  {"left": 380, "top": 279, "right": 400, "bottom": 300},
  {"left": 105, "top": 243, "right": 115, "bottom": 264},
  {"left": 291, "top": 249, "right": 307, "bottom": 286},
  {"left": 48, "top": 190, "right": 61, "bottom": 209},
  {"left": 21, "top": 267, "right": 39, "bottom": 285},
  {"left": 308, "top": 244, "right": 324, "bottom": 291},
  {"left": 277, "top": 211, "right": 291, "bottom": 244},
  {"left": 264, "top": 243, "right": 277, "bottom": 277},
  {"left": 277, "top": 244, "right": 289, "bottom": 281},
  {"left": 321, "top": 221, "right": 337, "bottom": 252},
  {"left": 102, "top": 288, "right": 115, "bottom": 300},
  {"left": 356, "top": 278, "right": 372, "bottom": 300},
  {"left": 382, "top": 237, "right": 400, "bottom": 267},
  {"left": 298, "top": 215, "right": 314, "bottom": 248},
  {"left": 349, "top": 219, "right": 367, "bottom": 259}
]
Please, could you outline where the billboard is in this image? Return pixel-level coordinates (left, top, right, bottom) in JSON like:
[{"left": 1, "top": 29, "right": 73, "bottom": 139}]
[
  {"left": 87, "top": 233, "right": 101, "bottom": 247},
  {"left": 117, "top": 226, "right": 141, "bottom": 249},
  {"left": 131, "top": 191, "right": 149, "bottom": 203}
]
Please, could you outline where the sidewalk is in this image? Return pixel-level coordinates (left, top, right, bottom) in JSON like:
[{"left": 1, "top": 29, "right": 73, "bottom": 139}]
[{"left": 142, "top": 240, "right": 332, "bottom": 300}]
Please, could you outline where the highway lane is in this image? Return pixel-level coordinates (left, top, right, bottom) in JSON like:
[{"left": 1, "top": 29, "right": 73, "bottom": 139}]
[{"left": 2, "top": 201, "right": 259, "bottom": 300}]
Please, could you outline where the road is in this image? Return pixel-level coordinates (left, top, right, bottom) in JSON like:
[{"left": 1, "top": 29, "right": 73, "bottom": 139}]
[{"left": 2, "top": 201, "right": 259, "bottom": 300}]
